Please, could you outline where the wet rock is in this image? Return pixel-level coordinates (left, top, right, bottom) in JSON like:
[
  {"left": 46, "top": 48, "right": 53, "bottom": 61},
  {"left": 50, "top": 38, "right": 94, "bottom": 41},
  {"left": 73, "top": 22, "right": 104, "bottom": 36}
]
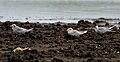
[
  {"left": 93, "top": 20, "right": 109, "bottom": 26},
  {"left": 51, "top": 58, "right": 64, "bottom": 62},
  {"left": 77, "top": 20, "right": 94, "bottom": 27},
  {"left": 25, "top": 21, "right": 29, "bottom": 24},
  {"left": 0, "top": 21, "right": 120, "bottom": 62}
]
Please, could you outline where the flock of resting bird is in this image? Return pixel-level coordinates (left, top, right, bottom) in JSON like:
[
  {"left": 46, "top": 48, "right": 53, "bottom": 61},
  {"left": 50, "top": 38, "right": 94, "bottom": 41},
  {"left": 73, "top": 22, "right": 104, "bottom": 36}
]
[{"left": 10, "top": 23, "right": 120, "bottom": 37}]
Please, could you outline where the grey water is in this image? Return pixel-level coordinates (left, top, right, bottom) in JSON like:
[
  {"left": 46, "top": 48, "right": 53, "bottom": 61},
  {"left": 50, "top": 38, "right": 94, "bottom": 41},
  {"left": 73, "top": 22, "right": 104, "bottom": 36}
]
[{"left": 0, "top": 0, "right": 120, "bottom": 23}]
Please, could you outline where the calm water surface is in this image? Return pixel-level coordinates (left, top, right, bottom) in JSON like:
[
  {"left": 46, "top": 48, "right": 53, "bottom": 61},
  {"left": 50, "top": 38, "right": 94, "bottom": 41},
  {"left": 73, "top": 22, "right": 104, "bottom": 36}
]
[{"left": 0, "top": 0, "right": 120, "bottom": 22}]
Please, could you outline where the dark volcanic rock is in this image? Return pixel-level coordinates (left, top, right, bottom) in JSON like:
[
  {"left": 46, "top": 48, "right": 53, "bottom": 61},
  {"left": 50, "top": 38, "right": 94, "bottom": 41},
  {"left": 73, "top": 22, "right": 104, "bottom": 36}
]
[
  {"left": 77, "top": 20, "right": 94, "bottom": 28},
  {"left": 0, "top": 21, "right": 120, "bottom": 62},
  {"left": 51, "top": 58, "right": 64, "bottom": 62},
  {"left": 93, "top": 20, "right": 109, "bottom": 26}
]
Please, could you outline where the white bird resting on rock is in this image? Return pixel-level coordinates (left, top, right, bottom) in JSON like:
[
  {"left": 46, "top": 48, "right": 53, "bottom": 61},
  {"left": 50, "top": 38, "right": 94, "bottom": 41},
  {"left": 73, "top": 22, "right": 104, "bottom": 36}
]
[
  {"left": 109, "top": 24, "right": 120, "bottom": 30},
  {"left": 95, "top": 25, "right": 113, "bottom": 33},
  {"left": 10, "top": 24, "right": 33, "bottom": 33},
  {"left": 67, "top": 28, "right": 87, "bottom": 36}
]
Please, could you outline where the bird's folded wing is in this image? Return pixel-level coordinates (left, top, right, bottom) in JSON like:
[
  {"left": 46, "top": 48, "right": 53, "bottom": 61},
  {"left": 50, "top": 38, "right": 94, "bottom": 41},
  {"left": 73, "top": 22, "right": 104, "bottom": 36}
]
[{"left": 15, "top": 26, "right": 27, "bottom": 31}]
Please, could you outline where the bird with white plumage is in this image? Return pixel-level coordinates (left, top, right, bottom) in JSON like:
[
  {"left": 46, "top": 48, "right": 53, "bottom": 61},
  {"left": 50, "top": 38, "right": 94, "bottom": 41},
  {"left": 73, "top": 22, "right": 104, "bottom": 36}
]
[
  {"left": 95, "top": 25, "right": 114, "bottom": 33},
  {"left": 67, "top": 28, "right": 87, "bottom": 37},
  {"left": 10, "top": 24, "right": 33, "bottom": 33}
]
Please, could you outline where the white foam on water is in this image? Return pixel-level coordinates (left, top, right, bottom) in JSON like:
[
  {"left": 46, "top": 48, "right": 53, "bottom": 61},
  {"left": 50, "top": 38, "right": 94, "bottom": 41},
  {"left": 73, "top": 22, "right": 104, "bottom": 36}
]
[{"left": 0, "top": 19, "right": 79, "bottom": 23}]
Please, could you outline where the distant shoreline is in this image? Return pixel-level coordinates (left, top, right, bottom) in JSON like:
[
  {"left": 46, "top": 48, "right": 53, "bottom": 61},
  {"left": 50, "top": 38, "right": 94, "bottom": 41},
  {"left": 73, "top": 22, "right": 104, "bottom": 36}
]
[{"left": 0, "top": 17, "right": 120, "bottom": 23}]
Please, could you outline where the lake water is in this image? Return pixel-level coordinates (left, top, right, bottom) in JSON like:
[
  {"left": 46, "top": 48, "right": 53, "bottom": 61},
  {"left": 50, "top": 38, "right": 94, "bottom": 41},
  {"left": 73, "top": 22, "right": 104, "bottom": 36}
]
[{"left": 0, "top": 0, "right": 120, "bottom": 23}]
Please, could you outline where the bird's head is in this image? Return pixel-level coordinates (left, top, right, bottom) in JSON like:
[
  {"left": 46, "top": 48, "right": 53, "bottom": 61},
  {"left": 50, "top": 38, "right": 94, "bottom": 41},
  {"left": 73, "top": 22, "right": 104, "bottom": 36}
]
[
  {"left": 10, "top": 24, "right": 17, "bottom": 28},
  {"left": 67, "top": 28, "right": 73, "bottom": 32},
  {"left": 96, "top": 25, "right": 99, "bottom": 29}
]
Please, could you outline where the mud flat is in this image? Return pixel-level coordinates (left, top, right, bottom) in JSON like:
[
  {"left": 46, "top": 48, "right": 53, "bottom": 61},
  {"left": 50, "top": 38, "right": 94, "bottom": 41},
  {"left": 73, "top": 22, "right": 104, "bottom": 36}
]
[{"left": 0, "top": 19, "right": 120, "bottom": 62}]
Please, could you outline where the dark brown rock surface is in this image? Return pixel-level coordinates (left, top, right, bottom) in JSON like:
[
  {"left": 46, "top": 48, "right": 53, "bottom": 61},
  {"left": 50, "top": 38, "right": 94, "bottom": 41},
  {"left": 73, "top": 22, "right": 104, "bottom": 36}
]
[{"left": 0, "top": 21, "right": 120, "bottom": 62}]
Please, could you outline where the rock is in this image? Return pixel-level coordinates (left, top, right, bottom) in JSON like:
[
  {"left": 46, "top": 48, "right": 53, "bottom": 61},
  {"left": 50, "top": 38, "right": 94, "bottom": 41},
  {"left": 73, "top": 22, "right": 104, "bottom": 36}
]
[{"left": 51, "top": 58, "right": 64, "bottom": 62}]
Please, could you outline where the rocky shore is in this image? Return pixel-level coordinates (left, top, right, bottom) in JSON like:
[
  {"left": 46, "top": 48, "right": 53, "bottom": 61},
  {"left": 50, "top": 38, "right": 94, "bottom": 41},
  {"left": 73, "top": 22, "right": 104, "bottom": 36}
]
[{"left": 0, "top": 19, "right": 120, "bottom": 62}]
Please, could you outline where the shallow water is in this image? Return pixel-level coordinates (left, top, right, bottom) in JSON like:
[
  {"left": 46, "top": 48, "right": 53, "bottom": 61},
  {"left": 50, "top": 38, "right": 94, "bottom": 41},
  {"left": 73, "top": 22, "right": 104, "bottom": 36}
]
[{"left": 0, "top": 0, "right": 120, "bottom": 22}]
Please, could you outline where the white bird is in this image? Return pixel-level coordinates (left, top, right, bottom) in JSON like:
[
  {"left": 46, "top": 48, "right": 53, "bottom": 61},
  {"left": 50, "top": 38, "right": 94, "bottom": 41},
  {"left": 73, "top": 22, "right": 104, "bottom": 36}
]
[
  {"left": 67, "top": 28, "right": 87, "bottom": 36},
  {"left": 109, "top": 24, "right": 120, "bottom": 30},
  {"left": 10, "top": 24, "right": 33, "bottom": 33},
  {"left": 95, "top": 26, "right": 113, "bottom": 33}
]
